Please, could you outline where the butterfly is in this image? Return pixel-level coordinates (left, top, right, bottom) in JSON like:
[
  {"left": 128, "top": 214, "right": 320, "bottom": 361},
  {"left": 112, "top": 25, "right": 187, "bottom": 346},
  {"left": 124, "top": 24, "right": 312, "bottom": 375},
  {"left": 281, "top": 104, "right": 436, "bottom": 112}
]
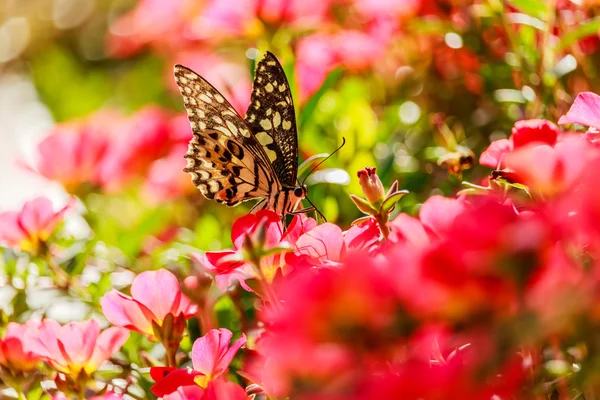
[{"left": 174, "top": 52, "right": 309, "bottom": 218}]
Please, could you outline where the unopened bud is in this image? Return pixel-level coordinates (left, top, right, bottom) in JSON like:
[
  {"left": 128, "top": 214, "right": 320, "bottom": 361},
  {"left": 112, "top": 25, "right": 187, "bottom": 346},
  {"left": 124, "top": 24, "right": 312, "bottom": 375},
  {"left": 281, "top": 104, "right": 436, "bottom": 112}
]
[{"left": 357, "top": 167, "right": 385, "bottom": 205}]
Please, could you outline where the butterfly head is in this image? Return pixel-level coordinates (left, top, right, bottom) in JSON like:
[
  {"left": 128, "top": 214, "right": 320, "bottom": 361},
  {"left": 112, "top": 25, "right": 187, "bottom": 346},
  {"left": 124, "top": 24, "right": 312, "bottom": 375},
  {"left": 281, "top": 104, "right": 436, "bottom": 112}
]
[{"left": 293, "top": 185, "right": 308, "bottom": 200}]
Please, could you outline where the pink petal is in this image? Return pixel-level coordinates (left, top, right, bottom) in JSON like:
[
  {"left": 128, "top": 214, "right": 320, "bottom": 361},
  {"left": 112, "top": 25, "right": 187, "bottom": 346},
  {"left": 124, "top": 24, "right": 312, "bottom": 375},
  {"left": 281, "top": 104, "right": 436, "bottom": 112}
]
[
  {"left": 163, "top": 386, "right": 206, "bottom": 400},
  {"left": 419, "top": 195, "right": 467, "bottom": 238},
  {"left": 0, "top": 211, "right": 28, "bottom": 245},
  {"left": 506, "top": 144, "right": 557, "bottom": 191},
  {"left": 191, "top": 328, "right": 245, "bottom": 378},
  {"left": 86, "top": 327, "right": 129, "bottom": 373},
  {"left": 130, "top": 269, "right": 182, "bottom": 321},
  {"left": 24, "top": 319, "right": 68, "bottom": 366},
  {"left": 479, "top": 139, "right": 512, "bottom": 168},
  {"left": 343, "top": 218, "right": 380, "bottom": 250},
  {"left": 204, "top": 379, "right": 248, "bottom": 400},
  {"left": 294, "top": 223, "right": 344, "bottom": 263},
  {"left": 101, "top": 291, "right": 156, "bottom": 335},
  {"left": 389, "top": 214, "right": 430, "bottom": 248},
  {"left": 192, "top": 328, "right": 233, "bottom": 376},
  {"left": 214, "top": 333, "right": 246, "bottom": 375},
  {"left": 558, "top": 92, "right": 600, "bottom": 129},
  {"left": 58, "top": 320, "right": 101, "bottom": 367},
  {"left": 283, "top": 214, "right": 318, "bottom": 245}
]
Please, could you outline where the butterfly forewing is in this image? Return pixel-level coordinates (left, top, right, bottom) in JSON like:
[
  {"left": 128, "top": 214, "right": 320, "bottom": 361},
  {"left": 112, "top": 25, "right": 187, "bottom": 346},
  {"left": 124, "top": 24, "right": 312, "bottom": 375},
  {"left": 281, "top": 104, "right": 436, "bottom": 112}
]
[
  {"left": 174, "top": 64, "right": 280, "bottom": 206},
  {"left": 244, "top": 52, "right": 299, "bottom": 188}
]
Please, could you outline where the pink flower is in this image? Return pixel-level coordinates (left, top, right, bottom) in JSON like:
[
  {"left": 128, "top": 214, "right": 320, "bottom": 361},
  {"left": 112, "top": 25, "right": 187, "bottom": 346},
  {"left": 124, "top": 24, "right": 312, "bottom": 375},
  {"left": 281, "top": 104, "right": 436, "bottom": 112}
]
[
  {"left": 506, "top": 135, "right": 592, "bottom": 196},
  {"left": 24, "top": 319, "right": 128, "bottom": 378},
  {"left": 354, "top": 0, "right": 421, "bottom": 21},
  {"left": 160, "top": 379, "right": 247, "bottom": 400},
  {"left": 33, "top": 120, "right": 110, "bottom": 191},
  {"left": 195, "top": 211, "right": 315, "bottom": 292},
  {"left": 0, "top": 197, "right": 72, "bottom": 253},
  {"left": 106, "top": 0, "right": 194, "bottom": 57},
  {"left": 101, "top": 269, "right": 197, "bottom": 341},
  {"left": 97, "top": 106, "right": 179, "bottom": 192},
  {"left": 558, "top": 92, "right": 600, "bottom": 129},
  {"left": 479, "top": 119, "right": 560, "bottom": 169},
  {"left": 151, "top": 329, "right": 246, "bottom": 396},
  {"left": 0, "top": 321, "right": 43, "bottom": 372},
  {"left": 144, "top": 145, "right": 196, "bottom": 202}
]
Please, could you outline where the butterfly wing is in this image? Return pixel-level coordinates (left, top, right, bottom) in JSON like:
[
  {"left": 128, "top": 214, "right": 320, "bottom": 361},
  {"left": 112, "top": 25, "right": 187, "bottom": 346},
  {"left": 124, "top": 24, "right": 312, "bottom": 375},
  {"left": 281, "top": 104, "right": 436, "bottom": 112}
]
[
  {"left": 244, "top": 52, "right": 299, "bottom": 188},
  {"left": 174, "top": 64, "right": 281, "bottom": 206}
]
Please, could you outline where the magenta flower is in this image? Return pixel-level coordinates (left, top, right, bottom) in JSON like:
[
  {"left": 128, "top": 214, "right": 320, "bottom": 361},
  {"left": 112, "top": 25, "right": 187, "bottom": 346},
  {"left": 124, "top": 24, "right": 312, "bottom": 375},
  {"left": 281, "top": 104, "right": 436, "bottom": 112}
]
[
  {"left": 101, "top": 269, "right": 197, "bottom": 342},
  {"left": 0, "top": 197, "right": 72, "bottom": 253},
  {"left": 151, "top": 329, "right": 246, "bottom": 396},
  {"left": 0, "top": 321, "right": 43, "bottom": 373},
  {"left": 24, "top": 319, "right": 128, "bottom": 378}
]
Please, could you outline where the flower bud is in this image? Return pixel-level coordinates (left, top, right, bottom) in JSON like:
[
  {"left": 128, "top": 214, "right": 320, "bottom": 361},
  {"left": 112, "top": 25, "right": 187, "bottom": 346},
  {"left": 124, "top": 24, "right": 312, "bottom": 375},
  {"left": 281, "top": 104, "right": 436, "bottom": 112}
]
[{"left": 357, "top": 167, "right": 385, "bottom": 205}]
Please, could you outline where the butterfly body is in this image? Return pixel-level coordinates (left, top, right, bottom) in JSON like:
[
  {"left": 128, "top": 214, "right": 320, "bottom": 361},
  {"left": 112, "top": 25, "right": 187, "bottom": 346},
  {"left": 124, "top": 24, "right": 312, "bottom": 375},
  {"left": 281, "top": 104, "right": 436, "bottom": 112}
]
[{"left": 174, "top": 52, "right": 306, "bottom": 217}]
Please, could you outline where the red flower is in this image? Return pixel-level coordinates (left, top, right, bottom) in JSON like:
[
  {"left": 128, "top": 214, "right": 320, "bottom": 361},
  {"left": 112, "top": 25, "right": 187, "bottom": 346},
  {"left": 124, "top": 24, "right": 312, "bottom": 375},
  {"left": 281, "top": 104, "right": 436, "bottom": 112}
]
[
  {"left": 421, "top": 196, "right": 551, "bottom": 320},
  {"left": 480, "top": 119, "right": 560, "bottom": 169},
  {"left": 256, "top": 254, "right": 402, "bottom": 396},
  {"left": 194, "top": 211, "right": 315, "bottom": 292},
  {"left": 101, "top": 269, "right": 197, "bottom": 341},
  {"left": 505, "top": 135, "right": 592, "bottom": 196},
  {"left": 0, "top": 197, "right": 72, "bottom": 253},
  {"left": 151, "top": 329, "right": 246, "bottom": 397},
  {"left": 0, "top": 321, "right": 43, "bottom": 372}
]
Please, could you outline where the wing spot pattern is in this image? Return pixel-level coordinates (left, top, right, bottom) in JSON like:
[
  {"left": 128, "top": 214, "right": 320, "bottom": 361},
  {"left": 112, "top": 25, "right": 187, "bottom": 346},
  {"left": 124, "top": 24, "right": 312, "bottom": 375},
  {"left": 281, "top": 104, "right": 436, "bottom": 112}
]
[
  {"left": 226, "top": 120, "right": 239, "bottom": 135},
  {"left": 273, "top": 112, "right": 281, "bottom": 128},
  {"left": 282, "top": 120, "right": 292, "bottom": 130},
  {"left": 260, "top": 119, "right": 272, "bottom": 130},
  {"left": 265, "top": 83, "right": 274, "bottom": 93}
]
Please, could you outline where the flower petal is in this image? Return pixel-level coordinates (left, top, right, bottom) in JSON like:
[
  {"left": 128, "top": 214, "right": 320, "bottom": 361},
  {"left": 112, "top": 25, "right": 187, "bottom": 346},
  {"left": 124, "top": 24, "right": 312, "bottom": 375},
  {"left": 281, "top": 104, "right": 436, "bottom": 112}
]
[
  {"left": 130, "top": 269, "right": 182, "bottom": 321},
  {"left": 558, "top": 92, "right": 600, "bottom": 129},
  {"left": 86, "top": 326, "right": 129, "bottom": 373},
  {"left": 101, "top": 290, "right": 156, "bottom": 335}
]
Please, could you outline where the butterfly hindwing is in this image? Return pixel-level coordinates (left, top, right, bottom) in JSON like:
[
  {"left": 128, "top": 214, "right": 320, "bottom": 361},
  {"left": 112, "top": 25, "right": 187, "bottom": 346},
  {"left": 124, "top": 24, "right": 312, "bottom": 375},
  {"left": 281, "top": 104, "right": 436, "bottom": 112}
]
[
  {"left": 244, "top": 51, "right": 299, "bottom": 188},
  {"left": 174, "top": 64, "right": 280, "bottom": 206}
]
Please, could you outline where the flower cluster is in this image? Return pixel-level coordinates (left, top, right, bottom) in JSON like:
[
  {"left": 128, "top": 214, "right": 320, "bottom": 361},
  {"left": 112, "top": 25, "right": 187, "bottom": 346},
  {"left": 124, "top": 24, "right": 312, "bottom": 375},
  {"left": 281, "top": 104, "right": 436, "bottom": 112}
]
[{"left": 8, "top": 0, "right": 600, "bottom": 398}]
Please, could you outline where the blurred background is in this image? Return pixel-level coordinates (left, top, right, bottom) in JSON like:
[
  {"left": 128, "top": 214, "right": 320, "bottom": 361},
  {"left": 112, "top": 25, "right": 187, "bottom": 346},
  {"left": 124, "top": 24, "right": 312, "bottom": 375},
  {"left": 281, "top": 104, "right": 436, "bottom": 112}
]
[{"left": 2, "top": 0, "right": 600, "bottom": 244}]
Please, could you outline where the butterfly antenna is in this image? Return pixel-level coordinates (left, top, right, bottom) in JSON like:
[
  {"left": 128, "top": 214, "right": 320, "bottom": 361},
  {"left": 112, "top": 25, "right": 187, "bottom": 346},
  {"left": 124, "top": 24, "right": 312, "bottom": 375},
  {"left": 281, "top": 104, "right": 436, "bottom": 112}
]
[
  {"left": 304, "top": 195, "right": 327, "bottom": 223},
  {"left": 301, "top": 137, "right": 346, "bottom": 186}
]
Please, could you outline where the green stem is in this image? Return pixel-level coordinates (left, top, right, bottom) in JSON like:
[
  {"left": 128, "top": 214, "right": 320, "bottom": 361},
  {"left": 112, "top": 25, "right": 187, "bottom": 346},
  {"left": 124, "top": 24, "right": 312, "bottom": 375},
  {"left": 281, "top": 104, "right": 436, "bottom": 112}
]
[
  {"left": 376, "top": 214, "right": 390, "bottom": 240},
  {"left": 164, "top": 342, "right": 178, "bottom": 368}
]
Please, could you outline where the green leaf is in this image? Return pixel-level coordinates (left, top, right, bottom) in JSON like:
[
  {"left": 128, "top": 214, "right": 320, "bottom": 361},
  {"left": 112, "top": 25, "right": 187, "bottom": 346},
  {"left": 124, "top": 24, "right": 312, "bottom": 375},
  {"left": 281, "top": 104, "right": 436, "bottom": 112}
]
[
  {"left": 350, "top": 194, "right": 377, "bottom": 216},
  {"left": 299, "top": 68, "right": 344, "bottom": 128},
  {"left": 506, "top": 0, "right": 548, "bottom": 20},
  {"left": 558, "top": 17, "right": 600, "bottom": 50},
  {"left": 381, "top": 190, "right": 409, "bottom": 214}
]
